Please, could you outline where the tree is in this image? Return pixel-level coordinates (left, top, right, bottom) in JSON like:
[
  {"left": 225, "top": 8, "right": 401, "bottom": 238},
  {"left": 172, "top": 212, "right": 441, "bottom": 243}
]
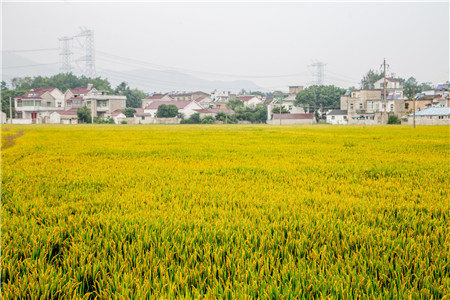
[
  {"left": 77, "top": 106, "right": 92, "bottom": 123},
  {"left": 387, "top": 115, "right": 401, "bottom": 125},
  {"left": 227, "top": 99, "right": 244, "bottom": 111},
  {"left": 271, "top": 105, "right": 290, "bottom": 114},
  {"left": 121, "top": 108, "right": 136, "bottom": 118},
  {"left": 294, "top": 85, "right": 345, "bottom": 120},
  {"left": 156, "top": 104, "right": 178, "bottom": 118},
  {"left": 114, "top": 82, "right": 145, "bottom": 108},
  {"left": 360, "top": 70, "right": 384, "bottom": 89}
]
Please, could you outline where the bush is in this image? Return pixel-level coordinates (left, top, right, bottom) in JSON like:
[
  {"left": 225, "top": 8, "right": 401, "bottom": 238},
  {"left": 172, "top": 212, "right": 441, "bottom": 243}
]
[
  {"left": 201, "top": 116, "right": 215, "bottom": 124},
  {"left": 121, "top": 120, "right": 127, "bottom": 124},
  {"left": 387, "top": 115, "right": 401, "bottom": 125}
]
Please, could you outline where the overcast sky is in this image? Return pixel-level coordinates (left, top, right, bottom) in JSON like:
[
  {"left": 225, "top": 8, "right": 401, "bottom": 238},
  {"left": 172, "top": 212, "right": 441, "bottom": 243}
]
[{"left": 2, "top": 1, "right": 449, "bottom": 91}]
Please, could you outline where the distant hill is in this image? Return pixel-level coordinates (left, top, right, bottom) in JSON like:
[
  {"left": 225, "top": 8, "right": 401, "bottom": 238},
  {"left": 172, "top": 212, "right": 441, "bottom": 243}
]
[{"left": 2, "top": 53, "right": 264, "bottom": 93}]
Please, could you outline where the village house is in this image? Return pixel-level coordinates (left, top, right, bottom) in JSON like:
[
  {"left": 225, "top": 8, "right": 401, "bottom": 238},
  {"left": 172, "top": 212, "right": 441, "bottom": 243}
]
[
  {"left": 109, "top": 109, "right": 127, "bottom": 124},
  {"left": 236, "top": 95, "right": 263, "bottom": 107},
  {"left": 14, "top": 87, "right": 64, "bottom": 123},
  {"left": 326, "top": 110, "right": 348, "bottom": 125},
  {"left": 141, "top": 93, "right": 173, "bottom": 108},
  {"left": 340, "top": 88, "right": 406, "bottom": 125},
  {"left": 210, "top": 91, "right": 232, "bottom": 103},
  {"left": 49, "top": 108, "right": 79, "bottom": 124},
  {"left": 169, "top": 91, "right": 210, "bottom": 102},
  {"left": 195, "top": 96, "right": 214, "bottom": 108},
  {"left": 408, "top": 107, "right": 449, "bottom": 125},
  {"left": 64, "top": 84, "right": 98, "bottom": 109}
]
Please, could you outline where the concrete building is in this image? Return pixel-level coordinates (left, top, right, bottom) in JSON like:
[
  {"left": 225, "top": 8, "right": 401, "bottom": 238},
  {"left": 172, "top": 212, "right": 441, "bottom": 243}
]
[
  {"left": 142, "top": 93, "right": 173, "bottom": 108},
  {"left": 1, "top": 111, "right": 7, "bottom": 124},
  {"left": 49, "top": 109, "right": 79, "bottom": 124},
  {"left": 83, "top": 94, "right": 127, "bottom": 118},
  {"left": 210, "top": 91, "right": 232, "bottom": 103},
  {"left": 289, "top": 85, "right": 304, "bottom": 95},
  {"left": 169, "top": 91, "right": 210, "bottom": 102},
  {"left": 267, "top": 113, "right": 316, "bottom": 125},
  {"left": 408, "top": 107, "right": 450, "bottom": 125},
  {"left": 326, "top": 110, "right": 348, "bottom": 125},
  {"left": 14, "top": 87, "right": 64, "bottom": 123},
  {"left": 340, "top": 89, "right": 406, "bottom": 125}
]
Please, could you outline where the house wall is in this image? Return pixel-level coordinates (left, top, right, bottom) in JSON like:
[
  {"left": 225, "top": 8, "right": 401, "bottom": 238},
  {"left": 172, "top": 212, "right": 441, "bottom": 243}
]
[
  {"left": 267, "top": 118, "right": 315, "bottom": 125},
  {"left": 327, "top": 114, "right": 348, "bottom": 125},
  {"left": 135, "top": 116, "right": 181, "bottom": 124},
  {"left": 408, "top": 115, "right": 449, "bottom": 125}
]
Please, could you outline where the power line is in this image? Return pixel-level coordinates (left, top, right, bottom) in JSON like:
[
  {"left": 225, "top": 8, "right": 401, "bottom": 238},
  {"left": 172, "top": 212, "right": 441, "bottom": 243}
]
[
  {"left": 2, "top": 48, "right": 59, "bottom": 53},
  {"left": 96, "top": 50, "right": 311, "bottom": 79},
  {"left": 2, "top": 62, "right": 59, "bottom": 69}
]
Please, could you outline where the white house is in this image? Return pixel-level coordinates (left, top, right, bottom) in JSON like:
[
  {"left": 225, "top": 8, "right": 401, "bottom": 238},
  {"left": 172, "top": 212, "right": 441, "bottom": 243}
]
[
  {"left": 237, "top": 95, "right": 263, "bottom": 107},
  {"left": 110, "top": 109, "right": 127, "bottom": 124},
  {"left": 326, "top": 110, "right": 348, "bottom": 125},
  {"left": 144, "top": 100, "right": 203, "bottom": 119},
  {"left": 408, "top": 107, "right": 450, "bottom": 125},
  {"left": 1, "top": 111, "right": 7, "bottom": 124}
]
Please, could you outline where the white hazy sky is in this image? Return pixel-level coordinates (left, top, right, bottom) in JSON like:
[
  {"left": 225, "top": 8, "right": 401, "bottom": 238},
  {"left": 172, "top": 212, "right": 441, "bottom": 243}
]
[{"left": 2, "top": 1, "right": 449, "bottom": 91}]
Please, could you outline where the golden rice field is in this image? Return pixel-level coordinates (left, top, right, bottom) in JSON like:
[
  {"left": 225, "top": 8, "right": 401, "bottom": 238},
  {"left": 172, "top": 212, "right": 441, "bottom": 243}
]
[{"left": 1, "top": 124, "right": 449, "bottom": 298}]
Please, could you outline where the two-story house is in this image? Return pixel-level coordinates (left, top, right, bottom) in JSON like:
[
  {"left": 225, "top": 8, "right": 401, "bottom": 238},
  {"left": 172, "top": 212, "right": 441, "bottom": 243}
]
[{"left": 14, "top": 87, "right": 64, "bottom": 123}]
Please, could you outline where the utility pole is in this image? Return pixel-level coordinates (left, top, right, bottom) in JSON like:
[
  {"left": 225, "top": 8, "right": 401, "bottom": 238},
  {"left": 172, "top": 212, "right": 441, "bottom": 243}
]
[
  {"left": 225, "top": 112, "right": 228, "bottom": 125},
  {"left": 9, "top": 97, "right": 13, "bottom": 124},
  {"left": 413, "top": 88, "right": 416, "bottom": 129}
]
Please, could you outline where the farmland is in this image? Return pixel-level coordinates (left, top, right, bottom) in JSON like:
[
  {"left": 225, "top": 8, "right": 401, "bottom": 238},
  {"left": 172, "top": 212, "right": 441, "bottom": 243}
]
[{"left": 1, "top": 125, "right": 449, "bottom": 298}]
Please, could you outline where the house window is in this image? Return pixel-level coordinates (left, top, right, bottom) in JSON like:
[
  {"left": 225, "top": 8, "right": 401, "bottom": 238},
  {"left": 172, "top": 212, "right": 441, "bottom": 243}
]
[
  {"left": 405, "top": 103, "right": 409, "bottom": 109},
  {"left": 344, "top": 116, "right": 347, "bottom": 120},
  {"left": 101, "top": 101, "right": 107, "bottom": 107},
  {"left": 23, "top": 100, "right": 34, "bottom": 106},
  {"left": 141, "top": 116, "right": 145, "bottom": 120},
  {"left": 350, "top": 104, "right": 354, "bottom": 109},
  {"left": 359, "top": 103, "right": 363, "bottom": 109},
  {"left": 47, "top": 102, "right": 51, "bottom": 107},
  {"left": 35, "top": 100, "right": 41, "bottom": 106},
  {"left": 390, "top": 104, "right": 394, "bottom": 111},
  {"left": 438, "top": 116, "right": 444, "bottom": 119},
  {"left": 380, "top": 83, "right": 384, "bottom": 88},
  {"left": 289, "top": 105, "right": 293, "bottom": 111},
  {"left": 17, "top": 112, "right": 23, "bottom": 118},
  {"left": 17, "top": 101, "right": 22, "bottom": 107},
  {"left": 331, "top": 116, "right": 335, "bottom": 120},
  {"left": 87, "top": 101, "right": 91, "bottom": 107},
  {"left": 58, "top": 102, "right": 62, "bottom": 108}
]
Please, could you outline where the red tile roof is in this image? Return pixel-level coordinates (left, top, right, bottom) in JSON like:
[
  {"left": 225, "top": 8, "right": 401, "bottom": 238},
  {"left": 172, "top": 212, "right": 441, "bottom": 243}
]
[
  {"left": 272, "top": 113, "right": 314, "bottom": 120},
  {"left": 69, "top": 86, "right": 94, "bottom": 95},
  {"left": 55, "top": 110, "right": 78, "bottom": 116},
  {"left": 144, "top": 93, "right": 169, "bottom": 100},
  {"left": 237, "top": 96, "right": 259, "bottom": 102},
  {"left": 145, "top": 101, "right": 192, "bottom": 110},
  {"left": 111, "top": 109, "right": 124, "bottom": 117},
  {"left": 134, "top": 108, "right": 144, "bottom": 114},
  {"left": 386, "top": 78, "right": 398, "bottom": 82},
  {"left": 16, "top": 87, "right": 56, "bottom": 99}
]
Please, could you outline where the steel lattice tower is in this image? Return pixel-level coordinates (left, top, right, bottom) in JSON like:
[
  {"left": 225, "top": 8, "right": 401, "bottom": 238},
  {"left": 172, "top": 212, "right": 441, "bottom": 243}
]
[
  {"left": 309, "top": 61, "right": 326, "bottom": 85},
  {"left": 58, "top": 36, "right": 74, "bottom": 73},
  {"left": 75, "top": 28, "right": 96, "bottom": 77}
]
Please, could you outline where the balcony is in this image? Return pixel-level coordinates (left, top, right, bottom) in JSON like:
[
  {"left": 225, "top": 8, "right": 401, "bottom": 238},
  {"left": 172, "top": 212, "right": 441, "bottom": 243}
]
[{"left": 356, "top": 109, "right": 366, "bottom": 114}]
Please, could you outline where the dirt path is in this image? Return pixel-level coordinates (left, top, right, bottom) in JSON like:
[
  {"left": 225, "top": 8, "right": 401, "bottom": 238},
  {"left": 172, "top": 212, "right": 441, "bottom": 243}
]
[{"left": 1, "top": 130, "right": 25, "bottom": 150}]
